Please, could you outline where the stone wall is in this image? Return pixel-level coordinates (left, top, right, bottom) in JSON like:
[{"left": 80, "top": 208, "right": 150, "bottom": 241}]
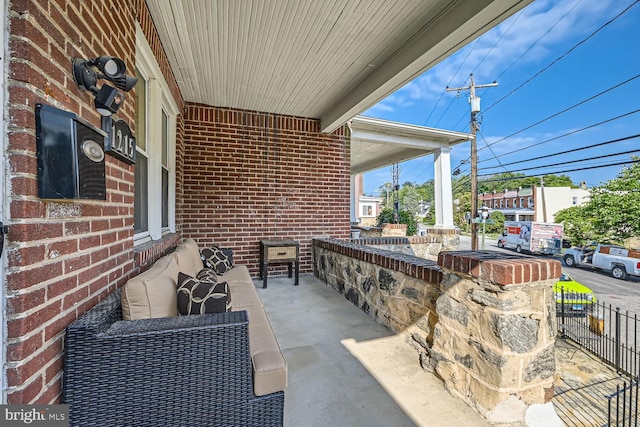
[
  {"left": 313, "top": 238, "right": 561, "bottom": 425},
  {"left": 352, "top": 225, "right": 461, "bottom": 261},
  {"left": 352, "top": 236, "right": 445, "bottom": 261},
  {"left": 431, "top": 251, "right": 560, "bottom": 424},
  {"left": 313, "top": 238, "right": 442, "bottom": 334}
]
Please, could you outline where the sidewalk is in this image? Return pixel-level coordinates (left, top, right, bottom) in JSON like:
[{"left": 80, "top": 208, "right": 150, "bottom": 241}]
[{"left": 553, "top": 338, "right": 628, "bottom": 426}]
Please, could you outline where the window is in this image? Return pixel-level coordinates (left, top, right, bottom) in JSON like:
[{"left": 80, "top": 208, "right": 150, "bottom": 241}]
[
  {"left": 519, "top": 198, "right": 524, "bottom": 208},
  {"left": 528, "top": 197, "right": 533, "bottom": 208},
  {"left": 134, "top": 68, "right": 149, "bottom": 235},
  {"left": 161, "top": 110, "right": 169, "bottom": 228},
  {"left": 572, "top": 196, "right": 578, "bottom": 205},
  {"left": 361, "top": 204, "right": 374, "bottom": 217},
  {"left": 135, "top": 25, "right": 178, "bottom": 243}
]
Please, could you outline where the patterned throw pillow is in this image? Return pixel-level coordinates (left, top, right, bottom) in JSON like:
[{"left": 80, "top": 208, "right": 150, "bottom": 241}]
[
  {"left": 196, "top": 268, "right": 218, "bottom": 283},
  {"left": 177, "top": 272, "right": 231, "bottom": 315},
  {"left": 200, "top": 246, "right": 234, "bottom": 274}
]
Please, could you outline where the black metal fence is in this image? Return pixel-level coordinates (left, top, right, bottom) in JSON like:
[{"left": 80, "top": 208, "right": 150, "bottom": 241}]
[
  {"left": 604, "top": 379, "right": 638, "bottom": 427},
  {"left": 557, "top": 293, "right": 639, "bottom": 379}
]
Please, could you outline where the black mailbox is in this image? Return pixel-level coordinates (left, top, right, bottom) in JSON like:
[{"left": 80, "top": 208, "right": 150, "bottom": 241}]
[{"left": 36, "top": 104, "right": 106, "bottom": 200}]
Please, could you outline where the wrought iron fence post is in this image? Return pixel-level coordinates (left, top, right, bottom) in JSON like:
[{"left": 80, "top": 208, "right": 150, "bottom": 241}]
[
  {"left": 560, "top": 287, "right": 566, "bottom": 337},
  {"left": 615, "top": 307, "right": 621, "bottom": 373}
]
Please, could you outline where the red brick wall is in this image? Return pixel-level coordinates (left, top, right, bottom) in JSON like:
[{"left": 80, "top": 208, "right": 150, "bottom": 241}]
[
  {"left": 182, "top": 105, "right": 351, "bottom": 276},
  {"left": 4, "top": 0, "right": 183, "bottom": 404}
]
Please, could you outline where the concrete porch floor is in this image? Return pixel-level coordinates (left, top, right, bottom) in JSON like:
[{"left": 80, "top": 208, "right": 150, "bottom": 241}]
[{"left": 255, "top": 274, "right": 492, "bottom": 427}]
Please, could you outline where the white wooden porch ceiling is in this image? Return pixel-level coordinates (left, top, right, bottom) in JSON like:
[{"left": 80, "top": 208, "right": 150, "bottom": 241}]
[
  {"left": 349, "top": 116, "right": 472, "bottom": 174},
  {"left": 145, "top": 0, "right": 531, "bottom": 133}
]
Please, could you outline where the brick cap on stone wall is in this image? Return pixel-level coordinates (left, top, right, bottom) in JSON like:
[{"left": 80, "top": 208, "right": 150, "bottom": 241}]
[
  {"left": 313, "top": 237, "right": 442, "bottom": 284},
  {"left": 437, "top": 250, "right": 562, "bottom": 286}
]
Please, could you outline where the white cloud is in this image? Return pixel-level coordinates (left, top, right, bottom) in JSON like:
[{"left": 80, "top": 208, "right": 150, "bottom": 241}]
[{"left": 376, "top": 0, "right": 619, "bottom": 112}]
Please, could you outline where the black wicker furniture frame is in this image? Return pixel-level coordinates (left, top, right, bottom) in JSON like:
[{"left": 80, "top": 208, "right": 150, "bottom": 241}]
[{"left": 63, "top": 289, "right": 284, "bottom": 426}]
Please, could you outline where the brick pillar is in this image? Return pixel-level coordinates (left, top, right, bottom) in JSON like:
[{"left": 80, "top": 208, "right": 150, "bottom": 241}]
[
  {"left": 431, "top": 251, "right": 560, "bottom": 424},
  {"left": 381, "top": 223, "right": 406, "bottom": 236}
]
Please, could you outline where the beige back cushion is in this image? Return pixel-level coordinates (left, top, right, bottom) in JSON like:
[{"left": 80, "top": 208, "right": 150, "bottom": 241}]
[
  {"left": 121, "top": 257, "right": 182, "bottom": 320},
  {"left": 171, "top": 238, "right": 203, "bottom": 277}
]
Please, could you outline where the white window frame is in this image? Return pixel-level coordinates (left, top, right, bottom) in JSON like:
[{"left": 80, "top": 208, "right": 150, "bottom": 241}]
[
  {"left": 135, "top": 25, "right": 178, "bottom": 244},
  {"left": 361, "top": 203, "right": 375, "bottom": 217}
]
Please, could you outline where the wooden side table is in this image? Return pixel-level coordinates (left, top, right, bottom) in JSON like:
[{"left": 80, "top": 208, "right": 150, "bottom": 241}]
[{"left": 259, "top": 240, "right": 299, "bottom": 289}]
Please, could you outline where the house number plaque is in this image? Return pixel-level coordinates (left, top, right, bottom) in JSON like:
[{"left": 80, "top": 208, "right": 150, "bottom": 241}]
[{"left": 102, "top": 116, "right": 136, "bottom": 164}]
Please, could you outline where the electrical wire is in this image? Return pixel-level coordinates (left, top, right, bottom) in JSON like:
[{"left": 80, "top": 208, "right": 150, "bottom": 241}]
[
  {"left": 483, "top": 0, "right": 640, "bottom": 114},
  {"left": 478, "top": 159, "right": 640, "bottom": 183},
  {"left": 424, "top": 39, "right": 481, "bottom": 126},
  {"left": 480, "top": 133, "right": 640, "bottom": 171},
  {"left": 449, "top": 0, "right": 586, "bottom": 131},
  {"left": 471, "top": 9, "right": 524, "bottom": 76},
  {"left": 478, "top": 148, "right": 640, "bottom": 176},
  {"left": 477, "top": 109, "right": 640, "bottom": 164},
  {"left": 477, "top": 73, "right": 640, "bottom": 154}
]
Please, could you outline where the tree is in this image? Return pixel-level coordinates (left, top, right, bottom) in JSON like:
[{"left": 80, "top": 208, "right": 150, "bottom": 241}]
[
  {"left": 377, "top": 182, "right": 393, "bottom": 210},
  {"left": 486, "top": 210, "right": 505, "bottom": 234},
  {"left": 581, "top": 158, "right": 640, "bottom": 243},
  {"left": 478, "top": 173, "right": 576, "bottom": 194},
  {"left": 554, "top": 206, "right": 593, "bottom": 246},
  {"left": 399, "top": 184, "right": 421, "bottom": 215},
  {"left": 453, "top": 193, "right": 470, "bottom": 230},
  {"left": 555, "top": 158, "right": 640, "bottom": 245},
  {"left": 376, "top": 208, "right": 417, "bottom": 236}
]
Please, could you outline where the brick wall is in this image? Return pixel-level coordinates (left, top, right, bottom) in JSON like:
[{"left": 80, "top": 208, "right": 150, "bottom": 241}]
[
  {"left": 181, "top": 105, "right": 351, "bottom": 277},
  {"left": 4, "top": 0, "right": 183, "bottom": 404}
]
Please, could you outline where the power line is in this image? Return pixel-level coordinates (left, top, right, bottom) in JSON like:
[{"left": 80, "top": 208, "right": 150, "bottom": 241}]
[
  {"left": 492, "top": 0, "right": 584, "bottom": 83},
  {"left": 478, "top": 73, "right": 640, "bottom": 154},
  {"left": 478, "top": 159, "right": 640, "bottom": 183},
  {"left": 477, "top": 109, "right": 640, "bottom": 164},
  {"left": 449, "top": 0, "right": 585, "bottom": 131},
  {"left": 454, "top": 112, "right": 640, "bottom": 177},
  {"left": 483, "top": 0, "right": 640, "bottom": 114},
  {"left": 470, "top": 9, "right": 524, "bottom": 76},
  {"left": 424, "top": 39, "right": 480, "bottom": 126},
  {"left": 480, "top": 133, "right": 640, "bottom": 171},
  {"left": 479, "top": 147, "right": 640, "bottom": 176}
]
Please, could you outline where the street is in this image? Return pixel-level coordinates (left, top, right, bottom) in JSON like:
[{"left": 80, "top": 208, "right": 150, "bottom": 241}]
[{"left": 458, "top": 234, "right": 640, "bottom": 316}]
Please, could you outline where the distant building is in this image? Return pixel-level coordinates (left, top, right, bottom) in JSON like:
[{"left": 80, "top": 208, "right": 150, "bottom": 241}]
[
  {"left": 479, "top": 183, "right": 590, "bottom": 222},
  {"left": 352, "top": 174, "right": 383, "bottom": 226}
]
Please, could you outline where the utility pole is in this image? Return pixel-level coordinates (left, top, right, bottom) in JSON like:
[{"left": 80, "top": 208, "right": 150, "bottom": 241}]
[
  {"left": 446, "top": 74, "right": 498, "bottom": 250},
  {"left": 391, "top": 163, "right": 401, "bottom": 223}
]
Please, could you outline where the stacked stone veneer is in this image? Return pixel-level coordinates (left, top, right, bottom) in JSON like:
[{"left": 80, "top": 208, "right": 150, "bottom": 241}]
[
  {"left": 313, "top": 238, "right": 560, "bottom": 425},
  {"left": 352, "top": 236, "right": 444, "bottom": 261},
  {"left": 352, "top": 227, "right": 460, "bottom": 261}
]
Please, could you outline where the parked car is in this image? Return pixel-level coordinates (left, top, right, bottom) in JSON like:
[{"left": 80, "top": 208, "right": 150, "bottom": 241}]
[{"left": 554, "top": 270, "right": 596, "bottom": 316}]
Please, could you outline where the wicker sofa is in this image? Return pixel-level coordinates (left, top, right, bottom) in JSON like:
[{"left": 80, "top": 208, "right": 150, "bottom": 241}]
[{"left": 63, "top": 239, "right": 287, "bottom": 427}]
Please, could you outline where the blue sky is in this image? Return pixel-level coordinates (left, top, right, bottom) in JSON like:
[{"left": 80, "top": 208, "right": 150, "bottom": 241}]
[{"left": 361, "top": 0, "right": 640, "bottom": 196}]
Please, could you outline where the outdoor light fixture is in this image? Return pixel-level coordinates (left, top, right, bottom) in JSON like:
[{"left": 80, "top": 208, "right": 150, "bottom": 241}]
[
  {"left": 72, "top": 56, "right": 138, "bottom": 116},
  {"left": 93, "top": 85, "right": 125, "bottom": 116}
]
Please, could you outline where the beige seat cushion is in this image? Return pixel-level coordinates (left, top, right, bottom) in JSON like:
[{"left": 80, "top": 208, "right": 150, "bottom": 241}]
[
  {"left": 223, "top": 266, "right": 263, "bottom": 309},
  {"left": 245, "top": 306, "right": 288, "bottom": 396},
  {"left": 121, "top": 257, "right": 181, "bottom": 320},
  {"left": 229, "top": 283, "right": 263, "bottom": 309},
  {"left": 220, "top": 265, "right": 251, "bottom": 285},
  {"left": 170, "top": 238, "right": 203, "bottom": 277}
]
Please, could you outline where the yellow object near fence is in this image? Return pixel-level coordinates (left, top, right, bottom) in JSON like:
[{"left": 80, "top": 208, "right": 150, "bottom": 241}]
[{"left": 589, "top": 314, "right": 604, "bottom": 336}]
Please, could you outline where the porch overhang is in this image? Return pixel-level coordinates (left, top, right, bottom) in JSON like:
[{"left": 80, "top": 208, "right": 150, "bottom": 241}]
[
  {"left": 349, "top": 116, "right": 472, "bottom": 175},
  {"left": 145, "top": 0, "right": 532, "bottom": 132}
]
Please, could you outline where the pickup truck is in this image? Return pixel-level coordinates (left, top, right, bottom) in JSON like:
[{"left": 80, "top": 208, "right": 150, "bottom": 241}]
[{"left": 564, "top": 243, "right": 640, "bottom": 280}]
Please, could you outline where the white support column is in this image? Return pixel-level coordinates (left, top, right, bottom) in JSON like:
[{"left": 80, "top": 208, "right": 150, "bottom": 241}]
[{"left": 434, "top": 147, "right": 454, "bottom": 228}]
